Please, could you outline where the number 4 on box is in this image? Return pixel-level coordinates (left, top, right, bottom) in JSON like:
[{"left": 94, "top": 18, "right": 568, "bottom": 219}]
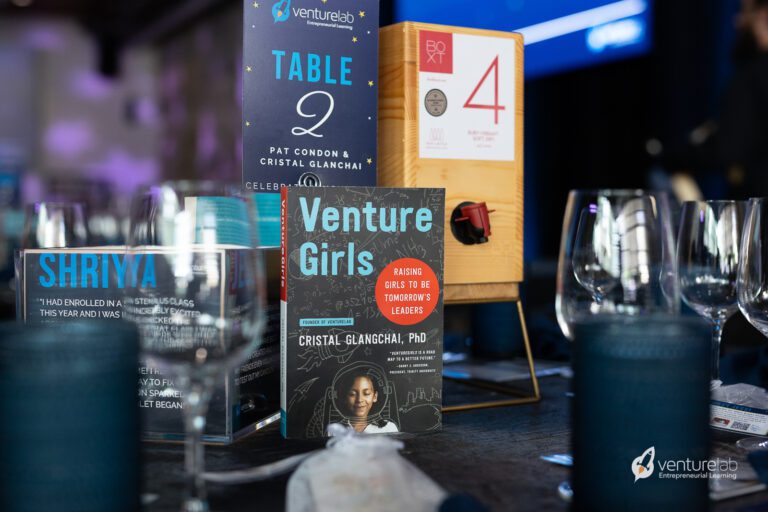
[{"left": 463, "top": 55, "right": 505, "bottom": 125}]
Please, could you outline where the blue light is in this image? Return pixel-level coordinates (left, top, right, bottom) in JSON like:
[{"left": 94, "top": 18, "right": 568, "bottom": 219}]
[
  {"left": 391, "top": 0, "right": 654, "bottom": 78},
  {"left": 587, "top": 17, "right": 646, "bottom": 53}
]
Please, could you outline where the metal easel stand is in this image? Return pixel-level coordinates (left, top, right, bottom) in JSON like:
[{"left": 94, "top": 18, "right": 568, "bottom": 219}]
[{"left": 444, "top": 299, "right": 541, "bottom": 412}]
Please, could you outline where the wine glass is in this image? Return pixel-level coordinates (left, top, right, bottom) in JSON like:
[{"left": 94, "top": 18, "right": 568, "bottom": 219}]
[
  {"left": 22, "top": 202, "right": 88, "bottom": 249},
  {"left": 677, "top": 201, "right": 745, "bottom": 388},
  {"left": 556, "top": 190, "right": 679, "bottom": 340},
  {"left": 123, "top": 181, "right": 265, "bottom": 511},
  {"left": 736, "top": 198, "right": 768, "bottom": 451},
  {"left": 572, "top": 201, "right": 619, "bottom": 305}
]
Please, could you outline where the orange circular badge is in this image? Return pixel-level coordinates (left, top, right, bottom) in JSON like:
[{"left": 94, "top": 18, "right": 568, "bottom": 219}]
[{"left": 375, "top": 258, "right": 439, "bottom": 325}]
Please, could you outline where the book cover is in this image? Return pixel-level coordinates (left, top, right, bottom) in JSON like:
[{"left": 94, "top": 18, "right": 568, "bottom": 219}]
[
  {"left": 280, "top": 186, "right": 445, "bottom": 438},
  {"left": 243, "top": 0, "right": 379, "bottom": 192}
]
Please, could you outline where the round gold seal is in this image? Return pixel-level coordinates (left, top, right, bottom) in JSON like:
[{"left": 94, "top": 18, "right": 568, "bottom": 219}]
[{"left": 424, "top": 89, "right": 448, "bottom": 117}]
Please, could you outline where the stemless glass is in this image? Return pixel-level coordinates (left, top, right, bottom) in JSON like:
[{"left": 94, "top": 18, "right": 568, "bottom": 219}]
[
  {"left": 22, "top": 202, "right": 88, "bottom": 249},
  {"left": 677, "top": 201, "right": 745, "bottom": 387},
  {"left": 556, "top": 190, "right": 679, "bottom": 340},
  {"left": 736, "top": 198, "right": 768, "bottom": 451},
  {"left": 123, "top": 181, "right": 265, "bottom": 511}
]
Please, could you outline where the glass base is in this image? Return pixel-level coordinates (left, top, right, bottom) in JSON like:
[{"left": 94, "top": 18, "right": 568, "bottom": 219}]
[
  {"left": 182, "top": 498, "right": 209, "bottom": 512},
  {"left": 736, "top": 436, "right": 768, "bottom": 452},
  {"left": 557, "top": 480, "right": 573, "bottom": 503}
]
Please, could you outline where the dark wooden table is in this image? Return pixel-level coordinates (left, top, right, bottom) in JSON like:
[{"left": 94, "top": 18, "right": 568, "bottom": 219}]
[{"left": 143, "top": 376, "right": 768, "bottom": 512}]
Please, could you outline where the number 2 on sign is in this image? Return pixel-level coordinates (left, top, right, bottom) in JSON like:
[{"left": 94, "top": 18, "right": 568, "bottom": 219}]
[
  {"left": 463, "top": 55, "right": 505, "bottom": 124},
  {"left": 292, "top": 91, "right": 335, "bottom": 138}
]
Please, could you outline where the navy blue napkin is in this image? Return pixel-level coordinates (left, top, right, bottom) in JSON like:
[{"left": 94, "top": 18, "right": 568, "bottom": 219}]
[
  {"left": 572, "top": 315, "right": 711, "bottom": 512},
  {"left": 0, "top": 321, "right": 140, "bottom": 512}
]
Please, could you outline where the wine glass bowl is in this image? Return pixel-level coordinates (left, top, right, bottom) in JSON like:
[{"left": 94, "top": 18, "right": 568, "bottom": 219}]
[
  {"left": 556, "top": 189, "right": 678, "bottom": 340},
  {"left": 738, "top": 198, "right": 768, "bottom": 339},
  {"left": 22, "top": 202, "right": 88, "bottom": 249},
  {"left": 571, "top": 202, "right": 619, "bottom": 305}
]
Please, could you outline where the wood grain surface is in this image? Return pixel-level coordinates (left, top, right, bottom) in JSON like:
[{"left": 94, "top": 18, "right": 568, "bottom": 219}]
[{"left": 378, "top": 22, "right": 524, "bottom": 303}]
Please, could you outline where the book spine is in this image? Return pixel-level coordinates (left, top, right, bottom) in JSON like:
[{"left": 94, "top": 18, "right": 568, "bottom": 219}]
[{"left": 279, "top": 186, "right": 288, "bottom": 437}]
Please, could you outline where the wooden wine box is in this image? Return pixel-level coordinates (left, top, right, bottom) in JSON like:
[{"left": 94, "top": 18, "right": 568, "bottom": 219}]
[{"left": 378, "top": 22, "right": 524, "bottom": 303}]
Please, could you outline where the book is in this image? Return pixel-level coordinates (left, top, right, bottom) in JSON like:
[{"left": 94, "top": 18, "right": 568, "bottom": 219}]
[
  {"left": 280, "top": 186, "right": 445, "bottom": 438},
  {"left": 242, "top": 0, "right": 379, "bottom": 192}
]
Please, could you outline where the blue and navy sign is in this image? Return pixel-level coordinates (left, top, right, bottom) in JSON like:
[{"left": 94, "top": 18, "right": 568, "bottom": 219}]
[{"left": 243, "top": 0, "right": 379, "bottom": 192}]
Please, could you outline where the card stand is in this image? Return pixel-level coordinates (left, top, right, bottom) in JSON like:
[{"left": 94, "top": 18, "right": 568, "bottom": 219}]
[{"left": 443, "top": 290, "right": 540, "bottom": 413}]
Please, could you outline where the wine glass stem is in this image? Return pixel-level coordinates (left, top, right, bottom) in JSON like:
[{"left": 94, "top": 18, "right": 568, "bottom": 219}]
[
  {"left": 183, "top": 384, "right": 211, "bottom": 512},
  {"left": 711, "top": 319, "right": 724, "bottom": 382}
]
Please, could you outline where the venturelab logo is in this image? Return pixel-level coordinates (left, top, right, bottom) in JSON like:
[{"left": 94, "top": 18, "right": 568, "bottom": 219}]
[
  {"left": 631, "top": 446, "right": 655, "bottom": 483},
  {"left": 272, "top": 0, "right": 291, "bottom": 23},
  {"left": 271, "top": 0, "right": 357, "bottom": 28},
  {"left": 630, "top": 445, "right": 739, "bottom": 482}
]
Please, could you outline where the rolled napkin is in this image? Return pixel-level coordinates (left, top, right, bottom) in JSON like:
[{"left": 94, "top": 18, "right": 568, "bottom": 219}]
[
  {"left": 0, "top": 321, "right": 140, "bottom": 512},
  {"left": 572, "top": 315, "right": 711, "bottom": 512},
  {"left": 287, "top": 424, "right": 446, "bottom": 512}
]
